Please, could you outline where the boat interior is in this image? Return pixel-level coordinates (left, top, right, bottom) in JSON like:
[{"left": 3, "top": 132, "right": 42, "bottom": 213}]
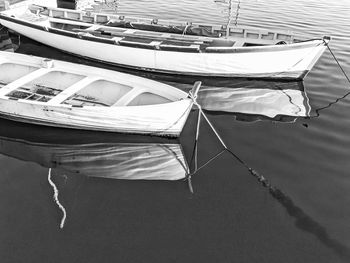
[
  {"left": 26, "top": 4, "right": 304, "bottom": 52},
  {"left": 0, "top": 61, "right": 173, "bottom": 107}
]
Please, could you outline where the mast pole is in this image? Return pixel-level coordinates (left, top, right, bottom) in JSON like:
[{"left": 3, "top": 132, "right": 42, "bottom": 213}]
[{"left": 225, "top": 0, "right": 232, "bottom": 37}]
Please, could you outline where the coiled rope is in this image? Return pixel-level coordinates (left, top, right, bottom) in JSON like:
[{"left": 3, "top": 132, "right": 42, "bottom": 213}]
[{"left": 47, "top": 168, "right": 67, "bottom": 229}]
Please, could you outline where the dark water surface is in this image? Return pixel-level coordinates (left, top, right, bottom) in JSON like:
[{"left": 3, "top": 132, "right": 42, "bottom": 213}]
[{"left": 1, "top": 0, "right": 350, "bottom": 262}]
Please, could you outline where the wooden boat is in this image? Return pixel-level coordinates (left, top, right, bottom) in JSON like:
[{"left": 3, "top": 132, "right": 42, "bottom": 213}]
[
  {"left": 0, "top": 4, "right": 330, "bottom": 80},
  {"left": 0, "top": 51, "right": 200, "bottom": 137}
]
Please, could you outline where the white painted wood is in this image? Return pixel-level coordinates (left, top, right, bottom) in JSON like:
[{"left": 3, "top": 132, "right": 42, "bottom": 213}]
[
  {"left": 0, "top": 6, "right": 329, "bottom": 79},
  {"left": 112, "top": 88, "right": 147, "bottom": 106},
  {"left": 48, "top": 76, "right": 100, "bottom": 105},
  {"left": 0, "top": 68, "right": 49, "bottom": 96},
  {"left": 0, "top": 51, "right": 194, "bottom": 137}
]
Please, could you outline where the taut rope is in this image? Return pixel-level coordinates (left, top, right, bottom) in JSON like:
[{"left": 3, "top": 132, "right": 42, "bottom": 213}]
[{"left": 325, "top": 41, "right": 350, "bottom": 85}]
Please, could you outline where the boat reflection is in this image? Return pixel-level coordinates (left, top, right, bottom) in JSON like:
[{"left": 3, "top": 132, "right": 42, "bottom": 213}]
[
  {"left": 196, "top": 80, "right": 311, "bottom": 122},
  {"left": 0, "top": 119, "right": 190, "bottom": 181},
  {"left": 150, "top": 78, "right": 311, "bottom": 122}
]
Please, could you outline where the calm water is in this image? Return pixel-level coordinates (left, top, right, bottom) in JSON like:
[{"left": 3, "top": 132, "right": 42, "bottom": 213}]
[{"left": 1, "top": 0, "right": 350, "bottom": 262}]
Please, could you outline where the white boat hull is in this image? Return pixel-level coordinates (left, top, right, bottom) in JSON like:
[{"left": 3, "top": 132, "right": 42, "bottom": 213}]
[
  {"left": 0, "top": 98, "right": 192, "bottom": 137},
  {"left": 0, "top": 51, "right": 195, "bottom": 137},
  {"left": 0, "top": 16, "right": 327, "bottom": 79}
]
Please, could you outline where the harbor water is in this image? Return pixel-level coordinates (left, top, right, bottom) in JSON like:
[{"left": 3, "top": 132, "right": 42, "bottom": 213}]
[{"left": 1, "top": 0, "right": 350, "bottom": 262}]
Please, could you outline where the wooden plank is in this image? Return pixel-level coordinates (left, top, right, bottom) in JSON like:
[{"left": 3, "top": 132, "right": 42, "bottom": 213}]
[
  {"left": 48, "top": 76, "right": 100, "bottom": 105},
  {"left": 112, "top": 88, "right": 146, "bottom": 106},
  {"left": 0, "top": 68, "right": 49, "bottom": 97}
]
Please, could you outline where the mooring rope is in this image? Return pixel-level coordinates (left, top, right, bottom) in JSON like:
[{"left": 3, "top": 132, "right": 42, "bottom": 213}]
[
  {"left": 47, "top": 168, "right": 66, "bottom": 229},
  {"left": 195, "top": 105, "right": 271, "bottom": 186},
  {"left": 306, "top": 42, "right": 350, "bottom": 118},
  {"left": 326, "top": 42, "right": 350, "bottom": 85},
  {"left": 188, "top": 102, "right": 350, "bottom": 259},
  {"left": 267, "top": 41, "right": 324, "bottom": 79},
  {"left": 188, "top": 96, "right": 271, "bottom": 186}
]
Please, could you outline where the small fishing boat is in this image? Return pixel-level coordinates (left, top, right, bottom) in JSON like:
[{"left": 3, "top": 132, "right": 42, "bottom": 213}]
[
  {"left": 0, "top": 51, "right": 200, "bottom": 137},
  {"left": 0, "top": 4, "right": 330, "bottom": 80}
]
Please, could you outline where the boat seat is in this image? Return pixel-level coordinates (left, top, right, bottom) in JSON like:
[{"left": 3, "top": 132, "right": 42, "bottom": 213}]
[
  {"left": 233, "top": 40, "right": 245, "bottom": 47},
  {"left": 133, "top": 30, "right": 164, "bottom": 37},
  {"left": 159, "top": 44, "right": 200, "bottom": 52},
  {"left": 118, "top": 38, "right": 158, "bottom": 49},
  {"left": 118, "top": 36, "right": 155, "bottom": 49},
  {"left": 95, "top": 27, "right": 127, "bottom": 35},
  {"left": 111, "top": 88, "right": 145, "bottom": 106},
  {"left": 205, "top": 46, "right": 236, "bottom": 53},
  {"left": 48, "top": 77, "right": 100, "bottom": 105},
  {"left": 72, "top": 27, "right": 205, "bottom": 48},
  {"left": 80, "top": 34, "right": 116, "bottom": 44}
]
